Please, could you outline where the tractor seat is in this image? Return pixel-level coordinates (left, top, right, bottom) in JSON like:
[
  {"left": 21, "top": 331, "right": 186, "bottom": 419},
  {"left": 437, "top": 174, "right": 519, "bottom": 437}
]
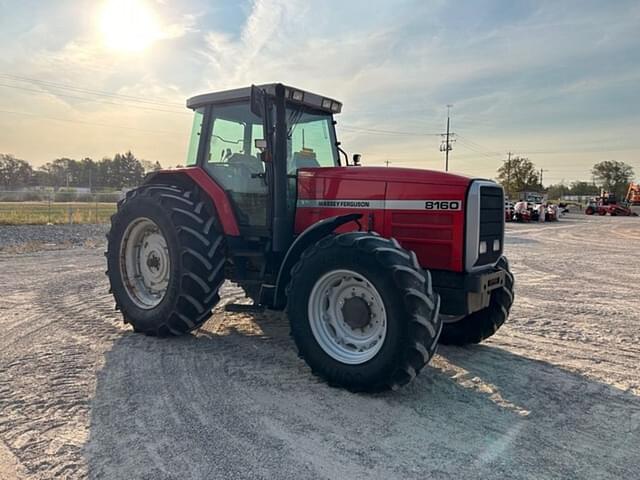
[{"left": 227, "top": 152, "right": 264, "bottom": 174}]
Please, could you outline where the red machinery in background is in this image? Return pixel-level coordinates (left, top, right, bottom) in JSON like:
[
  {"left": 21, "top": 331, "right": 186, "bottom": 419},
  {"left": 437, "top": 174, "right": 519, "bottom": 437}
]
[
  {"left": 585, "top": 190, "right": 636, "bottom": 216},
  {"left": 626, "top": 183, "right": 640, "bottom": 216}
]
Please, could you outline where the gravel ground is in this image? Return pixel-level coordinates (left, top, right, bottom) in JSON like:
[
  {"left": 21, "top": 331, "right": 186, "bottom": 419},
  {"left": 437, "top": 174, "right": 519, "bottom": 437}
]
[
  {"left": 0, "top": 224, "right": 109, "bottom": 252},
  {"left": 0, "top": 214, "right": 638, "bottom": 479}
]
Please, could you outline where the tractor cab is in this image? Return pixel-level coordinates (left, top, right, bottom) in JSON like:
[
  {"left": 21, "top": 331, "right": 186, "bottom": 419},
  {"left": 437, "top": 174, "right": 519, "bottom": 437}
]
[{"left": 184, "top": 84, "right": 343, "bottom": 245}]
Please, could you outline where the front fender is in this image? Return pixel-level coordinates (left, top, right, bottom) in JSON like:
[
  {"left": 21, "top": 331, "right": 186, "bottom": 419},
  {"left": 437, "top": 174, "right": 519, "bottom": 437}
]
[{"left": 270, "top": 213, "right": 362, "bottom": 309}]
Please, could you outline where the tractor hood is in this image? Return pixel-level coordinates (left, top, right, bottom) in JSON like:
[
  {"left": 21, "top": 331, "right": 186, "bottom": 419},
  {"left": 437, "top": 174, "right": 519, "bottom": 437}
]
[{"left": 298, "top": 166, "right": 474, "bottom": 187}]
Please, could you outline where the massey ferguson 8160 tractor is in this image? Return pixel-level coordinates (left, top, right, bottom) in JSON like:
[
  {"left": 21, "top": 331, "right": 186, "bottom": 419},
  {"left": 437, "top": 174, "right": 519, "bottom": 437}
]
[{"left": 106, "top": 83, "right": 514, "bottom": 391}]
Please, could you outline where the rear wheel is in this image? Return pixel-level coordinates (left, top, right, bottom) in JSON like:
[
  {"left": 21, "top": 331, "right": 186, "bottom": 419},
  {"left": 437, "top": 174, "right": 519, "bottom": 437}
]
[
  {"left": 106, "top": 184, "right": 225, "bottom": 336},
  {"left": 287, "top": 232, "right": 442, "bottom": 392},
  {"left": 585, "top": 206, "right": 595, "bottom": 215},
  {"left": 439, "top": 257, "right": 514, "bottom": 346}
]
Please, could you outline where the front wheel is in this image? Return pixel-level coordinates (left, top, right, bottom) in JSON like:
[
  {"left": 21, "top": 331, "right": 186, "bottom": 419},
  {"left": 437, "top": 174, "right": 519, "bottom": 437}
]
[
  {"left": 287, "top": 232, "right": 441, "bottom": 392},
  {"left": 439, "top": 257, "right": 514, "bottom": 346}
]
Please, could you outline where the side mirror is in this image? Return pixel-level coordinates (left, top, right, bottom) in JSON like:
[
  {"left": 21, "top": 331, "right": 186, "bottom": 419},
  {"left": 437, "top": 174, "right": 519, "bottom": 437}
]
[
  {"left": 255, "top": 139, "right": 271, "bottom": 163},
  {"left": 352, "top": 154, "right": 362, "bottom": 166},
  {"left": 250, "top": 85, "right": 265, "bottom": 118},
  {"left": 254, "top": 139, "right": 267, "bottom": 151}
]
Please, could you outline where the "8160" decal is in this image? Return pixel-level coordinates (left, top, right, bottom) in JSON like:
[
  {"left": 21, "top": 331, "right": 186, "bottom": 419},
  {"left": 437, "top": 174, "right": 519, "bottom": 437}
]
[{"left": 424, "top": 200, "right": 462, "bottom": 210}]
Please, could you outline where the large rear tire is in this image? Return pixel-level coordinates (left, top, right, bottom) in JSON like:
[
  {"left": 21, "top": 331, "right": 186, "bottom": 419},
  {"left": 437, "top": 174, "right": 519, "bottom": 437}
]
[
  {"left": 287, "top": 232, "right": 442, "bottom": 392},
  {"left": 439, "top": 257, "right": 514, "bottom": 346},
  {"left": 106, "top": 184, "right": 225, "bottom": 336}
]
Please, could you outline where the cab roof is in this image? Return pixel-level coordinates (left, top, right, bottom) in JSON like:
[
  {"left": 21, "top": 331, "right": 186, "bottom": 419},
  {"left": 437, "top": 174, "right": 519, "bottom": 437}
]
[{"left": 186, "top": 83, "right": 342, "bottom": 114}]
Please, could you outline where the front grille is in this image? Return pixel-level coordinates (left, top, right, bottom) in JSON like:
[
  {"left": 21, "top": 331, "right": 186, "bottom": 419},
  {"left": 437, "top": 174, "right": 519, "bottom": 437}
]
[{"left": 475, "top": 186, "right": 504, "bottom": 266}]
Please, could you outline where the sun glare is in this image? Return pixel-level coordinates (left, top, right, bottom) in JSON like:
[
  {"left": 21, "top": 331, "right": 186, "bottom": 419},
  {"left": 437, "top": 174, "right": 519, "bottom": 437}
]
[{"left": 99, "top": 0, "right": 160, "bottom": 53}]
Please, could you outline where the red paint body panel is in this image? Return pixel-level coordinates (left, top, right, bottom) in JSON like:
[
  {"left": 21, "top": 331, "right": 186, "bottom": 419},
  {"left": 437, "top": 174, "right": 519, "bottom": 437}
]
[
  {"left": 295, "top": 167, "right": 472, "bottom": 272},
  {"left": 295, "top": 174, "right": 387, "bottom": 234},
  {"left": 384, "top": 181, "right": 466, "bottom": 271},
  {"left": 298, "top": 166, "right": 472, "bottom": 186},
  {"left": 173, "top": 167, "right": 241, "bottom": 236}
]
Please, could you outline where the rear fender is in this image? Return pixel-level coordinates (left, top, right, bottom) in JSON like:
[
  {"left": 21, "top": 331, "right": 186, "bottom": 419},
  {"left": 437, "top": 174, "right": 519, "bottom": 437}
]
[
  {"left": 144, "top": 168, "right": 240, "bottom": 236},
  {"left": 271, "top": 213, "right": 362, "bottom": 309}
]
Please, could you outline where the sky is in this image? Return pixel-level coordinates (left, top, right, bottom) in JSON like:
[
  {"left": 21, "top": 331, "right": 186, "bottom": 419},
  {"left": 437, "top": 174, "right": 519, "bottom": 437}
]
[{"left": 0, "top": 0, "right": 639, "bottom": 184}]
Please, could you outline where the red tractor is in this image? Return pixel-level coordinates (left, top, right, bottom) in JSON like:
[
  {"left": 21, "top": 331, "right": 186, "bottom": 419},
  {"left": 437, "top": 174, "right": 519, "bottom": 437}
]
[
  {"left": 106, "top": 84, "right": 514, "bottom": 391},
  {"left": 585, "top": 191, "right": 636, "bottom": 216}
]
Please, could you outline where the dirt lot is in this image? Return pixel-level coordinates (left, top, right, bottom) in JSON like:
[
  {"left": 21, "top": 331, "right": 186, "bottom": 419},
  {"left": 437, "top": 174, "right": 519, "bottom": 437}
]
[{"left": 0, "top": 214, "right": 638, "bottom": 479}]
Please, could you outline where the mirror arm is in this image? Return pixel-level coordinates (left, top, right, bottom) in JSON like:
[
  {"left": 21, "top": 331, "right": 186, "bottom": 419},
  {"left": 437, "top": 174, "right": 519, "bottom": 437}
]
[{"left": 337, "top": 144, "right": 349, "bottom": 166}]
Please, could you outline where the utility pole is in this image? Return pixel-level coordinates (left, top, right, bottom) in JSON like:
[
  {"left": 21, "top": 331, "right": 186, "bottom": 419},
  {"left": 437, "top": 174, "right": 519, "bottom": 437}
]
[
  {"left": 540, "top": 168, "right": 545, "bottom": 186},
  {"left": 506, "top": 152, "right": 512, "bottom": 198},
  {"left": 440, "top": 104, "right": 455, "bottom": 171}
]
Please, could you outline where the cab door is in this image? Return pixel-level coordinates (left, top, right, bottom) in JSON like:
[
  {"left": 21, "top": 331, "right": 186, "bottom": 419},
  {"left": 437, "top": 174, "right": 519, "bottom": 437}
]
[{"left": 200, "top": 102, "right": 269, "bottom": 233}]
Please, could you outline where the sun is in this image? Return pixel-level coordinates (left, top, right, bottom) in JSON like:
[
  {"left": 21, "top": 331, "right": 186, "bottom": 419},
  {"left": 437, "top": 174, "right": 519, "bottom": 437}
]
[{"left": 99, "top": 0, "right": 160, "bottom": 53}]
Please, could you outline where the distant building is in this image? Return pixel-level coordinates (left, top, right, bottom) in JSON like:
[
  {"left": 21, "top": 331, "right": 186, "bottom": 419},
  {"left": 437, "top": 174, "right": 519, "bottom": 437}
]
[
  {"left": 561, "top": 195, "right": 592, "bottom": 204},
  {"left": 518, "top": 191, "right": 546, "bottom": 204}
]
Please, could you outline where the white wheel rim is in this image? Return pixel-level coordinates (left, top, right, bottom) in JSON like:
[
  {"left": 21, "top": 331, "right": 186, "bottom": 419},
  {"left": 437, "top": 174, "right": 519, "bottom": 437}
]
[
  {"left": 120, "top": 218, "right": 170, "bottom": 309},
  {"left": 308, "top": 269, "right": 387, "bottom": 365}
]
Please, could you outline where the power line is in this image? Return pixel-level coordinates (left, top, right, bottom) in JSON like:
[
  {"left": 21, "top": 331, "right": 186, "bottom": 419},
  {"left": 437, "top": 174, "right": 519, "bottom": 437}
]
[
  {"left": 340, "top": 125, "right": 440, "bottom": 136},
  {"left": 0, "top": 73, "right": 184, "bottom": 108},
  {"left": 456, "top": 138, "right": 503, "bottom": 161},
  {"left": 0, "top": 83, "right": 190, "bottom": 116},
  {"left": 0, "top": 108, "right": 178, "bottom": 135},
  {"left": 456, "top": 134, "right": 504, "bottom": 156}
]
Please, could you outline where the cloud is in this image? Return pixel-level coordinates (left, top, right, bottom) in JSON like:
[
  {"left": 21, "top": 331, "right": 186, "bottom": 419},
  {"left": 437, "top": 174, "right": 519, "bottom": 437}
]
[{"left": 1, "top": 0, "right": 639, "bottom": 181}]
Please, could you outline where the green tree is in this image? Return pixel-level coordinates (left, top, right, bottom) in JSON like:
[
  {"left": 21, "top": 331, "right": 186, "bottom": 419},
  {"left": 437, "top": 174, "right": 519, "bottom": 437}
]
[
  {"left": 497, "top": 157, "right": 541, "bottom": 198},
  {"left": 140, "top": 160, "right": 162, "bottom": 174},
  {"left": 591, "top": 161, "right": 635, "bottom": 199},
  {"left": 39, "top": 158, "right": 79, "bottom": 188},
  {"left": 546, "top": 182, "right": 569, "bottom": 200},
  {"left": 569, "top": 181, "right": 599, "bottom": 196},
  {"left": 109, "top": 151, "right": 145, "bottom": 188},
  {"left": 78, "top": 157, "right": 98, "bottom": 190},
  {"left": 0, "top": 154, "right": 33, "bottom": 188}
]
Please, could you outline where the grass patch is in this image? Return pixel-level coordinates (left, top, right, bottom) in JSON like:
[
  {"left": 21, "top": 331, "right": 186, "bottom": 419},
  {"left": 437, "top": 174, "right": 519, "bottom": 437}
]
[{"left": 0, "top": 202, "right": 117, "bottom": 225}]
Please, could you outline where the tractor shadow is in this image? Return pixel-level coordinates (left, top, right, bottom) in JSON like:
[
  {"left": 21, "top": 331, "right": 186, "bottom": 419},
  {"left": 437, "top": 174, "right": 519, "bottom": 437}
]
[{"left": 83, "top": 309, "right": 640, "bottom": 479}]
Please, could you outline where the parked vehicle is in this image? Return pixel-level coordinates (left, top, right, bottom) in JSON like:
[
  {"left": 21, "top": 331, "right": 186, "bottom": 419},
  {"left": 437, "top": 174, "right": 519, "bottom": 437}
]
[{"left": 104, "top": 83, "right": 514, "bottom": 392}]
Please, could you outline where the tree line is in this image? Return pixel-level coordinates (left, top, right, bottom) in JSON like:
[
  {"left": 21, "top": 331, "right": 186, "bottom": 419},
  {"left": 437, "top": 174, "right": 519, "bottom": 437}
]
[
  {"left": 497, "top": 157, "right": 635, "bottom": 201},
  {"left": 0, "top": 152, "right": 162, "bottom": 190}
]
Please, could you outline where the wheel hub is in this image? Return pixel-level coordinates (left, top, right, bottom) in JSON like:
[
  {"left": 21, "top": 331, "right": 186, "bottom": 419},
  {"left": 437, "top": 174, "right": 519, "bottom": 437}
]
[
  {"left": 308, "top": 269, "right": 387, "bottom": 365},
  {"left": 146, "top": 251, "right": 161, "bottom": 271},
  {"left": 120, "top": 218, "right": 170, "bottom": 309},
  {"left": 341, "top": 296, "right": 371, "bottom": 329}
]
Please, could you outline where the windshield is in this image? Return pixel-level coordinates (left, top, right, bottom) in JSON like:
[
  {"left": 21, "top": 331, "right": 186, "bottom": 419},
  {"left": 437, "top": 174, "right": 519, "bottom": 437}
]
[{"left": 286, "top": 107, "right": 338, "bottom": 173}]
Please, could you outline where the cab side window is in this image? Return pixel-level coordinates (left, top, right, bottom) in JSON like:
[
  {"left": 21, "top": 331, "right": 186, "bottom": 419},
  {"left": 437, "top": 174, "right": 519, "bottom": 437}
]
[{"left": 203, "top": 103, "right": 267, "bottom": 227}]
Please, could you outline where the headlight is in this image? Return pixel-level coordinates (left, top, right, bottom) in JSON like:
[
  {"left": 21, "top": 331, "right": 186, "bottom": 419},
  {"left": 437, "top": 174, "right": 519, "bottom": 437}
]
[
  {"left": 479, "top": 241, "right": 487, "bottom": 254},
  {"left": 493, "top": 239, "right": 500, "bottom": 251}
]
